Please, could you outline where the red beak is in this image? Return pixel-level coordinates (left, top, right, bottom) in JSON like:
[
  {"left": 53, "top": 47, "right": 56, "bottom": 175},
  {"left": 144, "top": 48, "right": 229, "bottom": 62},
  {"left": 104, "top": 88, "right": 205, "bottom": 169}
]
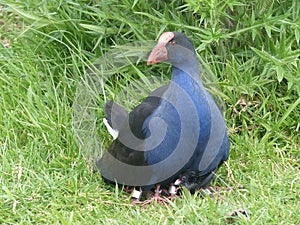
[
  {"left": 147, "top": 32, "right": 174, "bottom": 65},
  {"left": 147, "top": 42, "right": 168, "bottom": 65}
]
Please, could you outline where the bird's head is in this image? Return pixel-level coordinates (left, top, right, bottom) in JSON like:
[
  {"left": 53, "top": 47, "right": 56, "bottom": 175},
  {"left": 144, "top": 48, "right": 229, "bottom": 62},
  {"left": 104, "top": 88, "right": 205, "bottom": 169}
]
[{"left": 147, "top": 32, "right": 196, "bottom": 66}]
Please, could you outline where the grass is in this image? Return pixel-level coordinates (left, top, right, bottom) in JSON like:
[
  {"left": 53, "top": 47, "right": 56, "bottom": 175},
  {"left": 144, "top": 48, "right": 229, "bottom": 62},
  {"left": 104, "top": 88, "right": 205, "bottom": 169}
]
[{"left": 0, "top": 0, "right": 299, "bottom": 224}]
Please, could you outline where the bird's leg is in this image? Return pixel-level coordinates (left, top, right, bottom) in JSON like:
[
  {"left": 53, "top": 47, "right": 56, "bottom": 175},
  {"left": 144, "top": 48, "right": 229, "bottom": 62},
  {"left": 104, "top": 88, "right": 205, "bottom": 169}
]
[
  {"left": 141, "top": 184, "right": 169, "bottom": 205},
  {"left": 124, "top": 186, "right": 134, "bottom": 193},
  {"left": 131, "top": 187, "right": 143, "bottom": 204},
  {"left": 153, "top": 184, "right": 164, "bottom": 202},
  {"left": 163, "top": 184, "right": 180, "bottom": 200}
]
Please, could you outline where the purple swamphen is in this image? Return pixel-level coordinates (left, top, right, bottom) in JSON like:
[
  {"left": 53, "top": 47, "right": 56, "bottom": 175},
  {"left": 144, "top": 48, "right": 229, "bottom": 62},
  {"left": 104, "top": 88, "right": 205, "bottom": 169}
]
[{"left": 97, "top": 32, "right": 230, "bottom": 202}]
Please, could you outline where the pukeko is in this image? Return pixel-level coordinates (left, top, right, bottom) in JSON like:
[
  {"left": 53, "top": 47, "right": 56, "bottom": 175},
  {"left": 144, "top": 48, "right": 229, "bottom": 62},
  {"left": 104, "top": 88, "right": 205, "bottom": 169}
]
[{"left": 97, "top": 31, "right": 230, "bottom": 202}]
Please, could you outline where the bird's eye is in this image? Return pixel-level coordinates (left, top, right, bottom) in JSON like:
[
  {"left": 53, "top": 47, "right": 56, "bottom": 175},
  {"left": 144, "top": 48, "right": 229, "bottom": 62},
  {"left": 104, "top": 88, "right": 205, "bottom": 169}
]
[
  {"left": 181, "top": 176, "right": 186, "bottom": 181},
  {"left": 171, "top": 41, "right": 176, "bottom": 46}
]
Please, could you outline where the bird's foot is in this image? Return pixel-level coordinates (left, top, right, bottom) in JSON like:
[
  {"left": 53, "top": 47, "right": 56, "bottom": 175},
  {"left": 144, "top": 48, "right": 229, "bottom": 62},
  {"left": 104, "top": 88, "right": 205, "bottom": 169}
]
[
  {"left": 131, "top": 198, "right": 143, "bottom": 204},
  {"left": 131, "top": 184, "right": 171, "bottom": 206},
  {"left": 141, "top": 192, "right": 169, "bottom": 206},
  {"left": 130, "top": 188, "right": 143, "bottom": 204},
  {"left": 131, "top": 192, "right": 169, "bottom": 205},
  {"left": 144, "top": 184, "right": 173, "bottom": 205}
]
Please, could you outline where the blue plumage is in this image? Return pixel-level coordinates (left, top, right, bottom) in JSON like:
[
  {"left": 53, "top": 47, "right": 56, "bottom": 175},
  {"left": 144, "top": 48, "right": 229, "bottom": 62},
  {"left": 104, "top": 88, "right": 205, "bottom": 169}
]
[{"left": 97, "top": 32, "right": 230, "bottom": 195}]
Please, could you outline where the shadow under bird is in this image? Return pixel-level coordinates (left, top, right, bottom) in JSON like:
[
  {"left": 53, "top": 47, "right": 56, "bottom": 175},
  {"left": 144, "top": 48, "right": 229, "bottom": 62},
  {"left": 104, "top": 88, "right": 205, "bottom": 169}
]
[{"left": 96, "top": 31, "right": 230, "bottom": 202}]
